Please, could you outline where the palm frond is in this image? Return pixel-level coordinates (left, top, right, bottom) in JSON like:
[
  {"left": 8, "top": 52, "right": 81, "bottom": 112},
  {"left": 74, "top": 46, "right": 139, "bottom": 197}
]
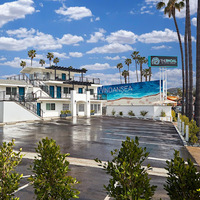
[{"left": 156, "top": 2, "right": 165, "bottom": 10}]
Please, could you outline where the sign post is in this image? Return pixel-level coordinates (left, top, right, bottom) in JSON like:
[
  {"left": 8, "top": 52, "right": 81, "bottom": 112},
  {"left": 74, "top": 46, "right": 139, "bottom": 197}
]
[{"left": 148, "top": 56, "right": 178, "bottom": 101}]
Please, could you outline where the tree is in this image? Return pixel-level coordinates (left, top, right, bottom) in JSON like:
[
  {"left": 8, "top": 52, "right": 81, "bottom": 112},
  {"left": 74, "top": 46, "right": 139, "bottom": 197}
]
[
  {"left": 0, "top": 139, "right": 23, "bottom": 200},
  {"left": 164, "top": 150, "right": 200, "bottom": 200},
  {"left": 125, "top": 58, "right": 132, "bottom": 83},
  {"left": 39, "top": 59, "right": 45, "bottom": 67},
  {"left": 20, "top": 60, "right": 26, "bottom": 68},
  {"left": 137, "top": 56, "right": 148, "bottom": 82},
  {"left": 122, "top": 70, "right": 129, "bottom": 84},
  {"left": 28, "top": 49, "right": 36, "bottom": 66},
  {"left": 117, "top": 63, "right": 123, "bottom": 84},
  {"left": 157, "top": 0, "right": 185, "bottom": 115},
  {"left": 53, "top": 57, "right": 59, "bottom": 66},
  {"left": 142, "top": 68, "right": 150, "bottom": 82},
  {"left": 46, "top": 52, "right": 54, "bottom": 67},
  {"left": 131, "top": 51, "right": 140, "bottom": 82},
  {"left": 195, "top": 0, "right": 200, "bottom": 131},
  {"left": 95, "top": 137, "right": 157, "bottom": 200},
  {"left": 29, "top": 137, "right": 79, "bottom": 200}
]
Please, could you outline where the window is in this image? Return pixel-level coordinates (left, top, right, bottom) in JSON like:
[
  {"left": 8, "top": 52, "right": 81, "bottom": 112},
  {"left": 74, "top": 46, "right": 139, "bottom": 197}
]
[
  {"left": 63, "top": 104, "right": 70, "bottom": 111},
  {"left": 64, "top": 87, "right": 73, "bottom": 94},
  {"left": 98, "top": 104, "right": 101, "bottom": 112},
  {"left": 46, "top": 103, "right": 55, "bottom": 110},
  {"left": 78, "top": 88, "right": 83, "bottom": 94},
  {"left": 89, "top": 89, "right": 94, "bottom": 95},
  {"left": 79, "top": 104, "right": 84, "bottom": 112},
  {"left": 6, "top": 87, "right": 17, "bottom": 95}
]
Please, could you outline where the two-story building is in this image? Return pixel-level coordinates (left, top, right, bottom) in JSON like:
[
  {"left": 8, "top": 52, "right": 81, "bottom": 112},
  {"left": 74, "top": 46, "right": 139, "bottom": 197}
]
[{"left": 0, "top": 65, "right": 105, "bottom": 123}]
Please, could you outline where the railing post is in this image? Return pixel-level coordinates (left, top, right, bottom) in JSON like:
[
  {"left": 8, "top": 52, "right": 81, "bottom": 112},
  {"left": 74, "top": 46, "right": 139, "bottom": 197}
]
[
  {"left": 185, "top": 125, "right": 189, "bottom": 142},
  {"left": 182, "top": 122, "right": 185, "bottom": 136}
]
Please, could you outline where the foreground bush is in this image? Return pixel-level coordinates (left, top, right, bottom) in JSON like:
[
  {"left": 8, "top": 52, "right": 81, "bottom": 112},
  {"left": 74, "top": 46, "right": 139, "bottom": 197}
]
[
  {"left": 0, "top": 139, "right": 23, "bottom": 200},
  {"left": 95, "top": 137, "right": 157, "bottom": 200},
  {"left": 29, "top": 137, "right": 79, "bottom": 200},
  {"left": 164, "top": 150, "right": 200, "bottom": 200}
]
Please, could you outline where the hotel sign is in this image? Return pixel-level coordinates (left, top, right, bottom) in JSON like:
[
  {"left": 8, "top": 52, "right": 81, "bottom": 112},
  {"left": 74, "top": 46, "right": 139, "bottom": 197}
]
[{"left": 148, "top": 56, "right": 178, "bottom": 68}]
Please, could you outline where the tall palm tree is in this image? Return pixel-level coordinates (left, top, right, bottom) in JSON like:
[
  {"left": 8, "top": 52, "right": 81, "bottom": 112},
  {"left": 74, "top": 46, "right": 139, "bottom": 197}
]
[
  {"left": 47, "top": 52, "right": 54, "bottom": 67},
  {"left": 20, "top": 60, "right": 26, "bottom": 68},
  {"left": 142, "top": 69, "right": 150, "bottom": 82},
  {"left": 125, "top": 58, "right": 132, "bottom": 83},
  {"left": 131, "top": 51, "right": 140, "bottom": 82},
  {"left": 122, "top": 70, "right": 129, "bottom": 84},
  {"left": 186, "top": 0, "right": 193, "bottom": 120},
  {"left": 117, "top": 63, "right": 123, "bottom": 84},
  {"left": 185, "top": 5, "right": 189, "bottom": 117},
  {"left": 53, "top": 57, "right": 59, "bottom": 66},
  {"left": 157, "top": 0, "right": 185, "bottom": 115},
  {"left": 148, "top": 67, "right": 152, "bottom": 81},
  {"left": 137, "top": 56, "right": 148, "bottom": 82},
  {"left": 28, "top": 50, "right": 36, "bottom": 66},
  {"left": 39, "top": 59, "right": 45, "bottom": 67},
  {"left": 195, "top": 0, "right": 200, "bottom": 128}
]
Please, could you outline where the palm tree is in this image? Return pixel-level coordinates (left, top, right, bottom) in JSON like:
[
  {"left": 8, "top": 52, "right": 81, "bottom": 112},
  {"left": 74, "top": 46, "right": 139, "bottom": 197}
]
[
  {"left": 142, "top": 69, "right": 150, "bottom": 82},
  {"left": 157, "top": 0, "right": 185, "bottom": 115},
  {"left": 28, "top": 50, "right": 36, "bottom": 66},
  {"left": 186, "top": 0, "right": 193, "bottom": 120},
  {"left": 131, "top": 51, "right": 140, "bottom": 82},
  {"left": 47, "top": 52, "right": 54, "bottom": 67},
  {"left": 195, "top": 0, "right": 200, "bottom": 128},
  {"left": 53, "top": 57, "right": 59, "bottom": 66},
  {"left": 20, "top": 60, "right": 26, "bottom": 68},
  {"left": 122, "top": 70, "right": 129, "bottom": 84},
  {"left": 117, "top": 63, "right": 123, "bottom": 84},
  {"left": 137, "top": 56, "right": 148, "bottom": 82},
  {"left": 125, "top": 58, "right": 132, "bottom": 83},
  {"left": 39, "top": 59, "right": 45, "bottom": 67},
  {"left": 148, "top": 67, "right": 152, "bottom": 81}
]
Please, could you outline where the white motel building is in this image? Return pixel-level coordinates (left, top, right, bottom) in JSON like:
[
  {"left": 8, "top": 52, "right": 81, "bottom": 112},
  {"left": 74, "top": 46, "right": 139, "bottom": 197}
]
[{"left": 0, "top": 66, "right": 105, "bottom": 123}]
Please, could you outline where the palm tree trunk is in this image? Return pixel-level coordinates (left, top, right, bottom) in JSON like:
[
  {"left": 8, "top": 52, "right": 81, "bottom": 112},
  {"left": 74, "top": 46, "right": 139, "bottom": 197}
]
[
  {"left": 187, "top": 0, "right": 193, "bottom": 120},
  {"left": 119, "top": 69, "right": 122, "bottom": 84},
  {"left": 31, "top": 58, "right": 33, "bottom": 66},
  {"left": 195, "top": 0, "right": 200, "bottom": 129},
  {"left": 128, "top": 65, "right": 130, "bottom": 83},
  {"left": 140, "top": 63, "right": 142, "bottom": 82},
  {"left": 135, "top": 61, "right": 138, "bottom": 82},
  {"left": 185, "top": 7, "right": 189, "bottom": 118},
  {"left": 149, "top": 67, "right": 152, "bottom": 81},
  {"left": 173, "top": 13, "right": 185, "bottom": 115}
]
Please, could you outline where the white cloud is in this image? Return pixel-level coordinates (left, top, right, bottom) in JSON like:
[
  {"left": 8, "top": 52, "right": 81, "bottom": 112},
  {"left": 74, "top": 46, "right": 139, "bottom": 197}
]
[
  {"left": 138, "top": 28, "right": 183, "bottom": 43},
  {"left": 0, "top": 0, "right": 35, "bottom": 28},
  {"left": 52, "top": 52, "right": 69, "bottom": 59},
  {"left": 86, "top": 43, "right": 134, "bottom": 54},
  {"left": 0, "top": 56, "right": 6, "bottom": 61},
  {"left": 0, "top": 28, "right": 84, "bottom": 51},
  {"left": 55, "top": 5, "right": 92, "bottom": 21},
  {"left": 80, "top": 63, "right": 113, "bottom": 71},
  {"left": 192, "top": 17, "right": 197, "bottom": 26},
  {"left": 69, "top": 52, "right": 83, "bottom": 57},
  {"left": 95, "top": 17, "right": 100, "bottom": 21},
  {"left": 106, "top": 30, "right": 138, "bottom": 44},
  {"left": 104, "top": 56, "right": 120, "bottom": 60},
  {"left": 87, "top": 28, "right": 106, "bottom": 43},
  {"left": 151, "top": 45, "right": 172, "bottom": 50}
]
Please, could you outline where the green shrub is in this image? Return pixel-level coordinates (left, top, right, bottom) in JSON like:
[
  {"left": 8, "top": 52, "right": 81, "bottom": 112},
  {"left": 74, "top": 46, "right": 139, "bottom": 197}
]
[
  {"left": 65, "top": 110, "right": 71, "bottom": 114},
  {"left": 164, "top": 150, "right": 200, "bottom": 200},
  {"left": 29, "top": 137, "right": 79, "bottom": 200},
  {"left": 171, "top": 110, "right": 177, "bottom": 122},
  {"left": 91, "top": 110, "right": 95, "bottom": 114},
  {"left": 0, "top": 139, "right": 23, "bottom": 200},
  {"left": 95, "top": 137, "right": 157, "bottom": 200},
  {"left": 119, "top": 111, "right": 123, "bottom": 116},
  {"left": 189, "top": 120, "right": 199, "bottom": 144},
  {"left": 128, "top": 110, "right": 135, "bottom": 116},
  {"left": 60, "top": 110, "right": 65, "bottom": 115},
  {"left": 140, "top": 110, "right": 148, "bottom": 117},
  {"left": 111, "top": 109, "right": 116, "bottom": 116},
  {"left": 160, "top": 110, "right": 166, "bottom": 117}
]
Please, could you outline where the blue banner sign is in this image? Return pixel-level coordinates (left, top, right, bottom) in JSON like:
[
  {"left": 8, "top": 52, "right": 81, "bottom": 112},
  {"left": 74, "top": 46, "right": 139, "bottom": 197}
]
[
  {"left": 148, "top": 56, "right": 178, "bottom": 68},
  {"left": 98, "top": 80, "right": 162, "bottom": 101}
]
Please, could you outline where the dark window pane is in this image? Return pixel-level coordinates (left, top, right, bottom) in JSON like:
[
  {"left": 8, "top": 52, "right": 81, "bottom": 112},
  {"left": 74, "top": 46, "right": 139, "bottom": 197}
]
[{"left": 6, "top": 87, "right": 11, "bottom": 95}]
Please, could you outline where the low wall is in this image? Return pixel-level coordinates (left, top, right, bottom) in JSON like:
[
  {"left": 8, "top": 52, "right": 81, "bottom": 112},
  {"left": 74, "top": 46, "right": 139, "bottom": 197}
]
[{"left": 106, "top": 105, "right": 172, "bottom": 121}]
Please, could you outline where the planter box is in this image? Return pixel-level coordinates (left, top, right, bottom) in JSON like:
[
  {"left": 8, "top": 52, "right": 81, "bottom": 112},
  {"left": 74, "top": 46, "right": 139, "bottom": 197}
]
[
  {"left": 60, "top": 114, "right": 67, "bottom": 118},
  {"left": 66, "top": 114, "right": 71, "bottom": 117},
  {"left": 91, "top": 113, "right": 95, "bottom": 115}
]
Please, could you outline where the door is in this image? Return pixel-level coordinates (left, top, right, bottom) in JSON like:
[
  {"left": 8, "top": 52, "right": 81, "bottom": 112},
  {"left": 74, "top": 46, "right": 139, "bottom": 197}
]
[
  {"left": 19, "top": 87, "right": 25, "bottom": 101},
  {"left": 50, "top": 86, "right": 54, "bottom": 98},
  {"left": 37, "top": 103, "right": 41, "bottom": 116},
  {"left": 62, "top": 73, "right": 66, "bottom": 81},
  {"left": 57, "top": 86, "right": 61, "bottom": 98}
]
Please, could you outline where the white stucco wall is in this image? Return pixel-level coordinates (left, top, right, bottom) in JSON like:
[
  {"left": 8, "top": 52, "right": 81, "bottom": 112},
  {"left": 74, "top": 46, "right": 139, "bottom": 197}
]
[
  {"left": 1, "top": 101, "right": 40, "bottom": 123},
  {"left": 106, "top": 105, "right": 171, "bottom": 120},
  {"left": 0, "top": 102, "right": 3, "bottom": 122}
]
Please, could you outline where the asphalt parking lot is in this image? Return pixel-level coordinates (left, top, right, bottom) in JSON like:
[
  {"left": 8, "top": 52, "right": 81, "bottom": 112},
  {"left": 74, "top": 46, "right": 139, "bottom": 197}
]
[{"left": 0, "top": 116, "right": 195, "bottom": 200}]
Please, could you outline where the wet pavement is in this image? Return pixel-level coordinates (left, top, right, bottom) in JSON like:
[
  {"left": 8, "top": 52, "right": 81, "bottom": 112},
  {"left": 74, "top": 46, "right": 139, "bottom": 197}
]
[{"left": 0, "top": 116, "right": 195, "bottom": 200}]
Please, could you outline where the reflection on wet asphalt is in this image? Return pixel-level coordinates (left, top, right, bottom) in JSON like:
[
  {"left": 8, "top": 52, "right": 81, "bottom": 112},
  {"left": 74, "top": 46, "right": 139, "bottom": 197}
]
[{"left": 0, "top": 116, "right": 193, "bottom": 200}]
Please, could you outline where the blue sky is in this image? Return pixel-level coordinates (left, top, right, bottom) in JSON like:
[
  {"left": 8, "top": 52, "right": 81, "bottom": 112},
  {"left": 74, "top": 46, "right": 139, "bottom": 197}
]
[{"left": 0, "top": 0, "right": 198, "bottom": 88}]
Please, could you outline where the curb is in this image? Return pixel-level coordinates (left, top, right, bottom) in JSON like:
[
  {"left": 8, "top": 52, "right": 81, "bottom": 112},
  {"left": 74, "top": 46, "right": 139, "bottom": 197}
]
[{"left": 173, "top": 124, "right": 187, "bottom": 146}]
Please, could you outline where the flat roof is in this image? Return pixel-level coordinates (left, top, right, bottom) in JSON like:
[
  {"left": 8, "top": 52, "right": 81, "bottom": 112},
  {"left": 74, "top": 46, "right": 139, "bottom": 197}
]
[{"left": 0, "top": 79, "right": 29, "bottom": 86}]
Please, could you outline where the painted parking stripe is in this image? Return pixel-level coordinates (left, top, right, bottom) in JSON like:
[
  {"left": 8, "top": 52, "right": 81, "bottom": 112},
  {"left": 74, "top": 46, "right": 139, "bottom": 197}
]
[
  {"left": 100, "top": 137, "right": 183, "bottom": 147},
  {"left": 12, "top": 183, "right": 31, "bottom": 194}
]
